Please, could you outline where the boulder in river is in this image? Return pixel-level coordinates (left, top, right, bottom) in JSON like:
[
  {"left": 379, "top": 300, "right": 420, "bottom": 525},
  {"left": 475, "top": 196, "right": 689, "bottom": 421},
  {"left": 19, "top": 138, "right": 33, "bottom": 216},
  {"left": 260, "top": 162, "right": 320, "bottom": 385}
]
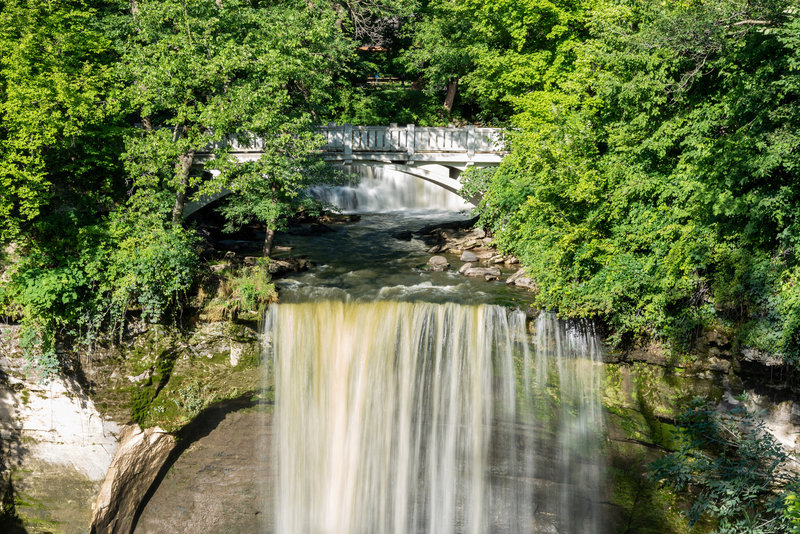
[
  {"left": 460, "top": 250, "right": 478, "bottom": 262},
  {"left": 463, "top": 267, "right": 501, "bottom": 280},
  {"left": 459, "top": 262, "right": 473, "bottom": 274},
  {"left": 428, "top": 256, "right": 450, "bottom": 272},
  {"left": 506, "top": 268, "right": 536, "bottom": 290}
]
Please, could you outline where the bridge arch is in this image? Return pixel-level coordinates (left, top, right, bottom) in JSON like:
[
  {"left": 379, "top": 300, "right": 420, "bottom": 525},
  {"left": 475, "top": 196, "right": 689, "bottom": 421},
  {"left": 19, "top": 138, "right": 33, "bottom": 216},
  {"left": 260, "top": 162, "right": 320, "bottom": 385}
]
[{"left": 186, "top": 124, "right": 505, "bottom": 217}]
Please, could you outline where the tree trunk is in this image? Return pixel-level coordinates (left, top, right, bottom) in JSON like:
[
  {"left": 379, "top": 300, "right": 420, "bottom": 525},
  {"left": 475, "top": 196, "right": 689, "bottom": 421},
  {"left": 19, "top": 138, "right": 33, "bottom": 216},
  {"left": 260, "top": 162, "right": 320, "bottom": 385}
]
[
  {"left": 171, "top": 150, "right": 195, "bottom": 224},
  {"left": 443, "top": 78, "right": 458, "bottom": 113},
  {"left": 262, "top": 227, "right": 275, "bottom": 258}
]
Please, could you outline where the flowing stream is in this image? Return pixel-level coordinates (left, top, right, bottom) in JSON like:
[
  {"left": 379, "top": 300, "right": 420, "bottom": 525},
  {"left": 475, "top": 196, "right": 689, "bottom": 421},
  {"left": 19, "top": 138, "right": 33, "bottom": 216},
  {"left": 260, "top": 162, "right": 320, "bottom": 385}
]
[{"left": 263, "top": 168, "right": 606, "bottom": 533}]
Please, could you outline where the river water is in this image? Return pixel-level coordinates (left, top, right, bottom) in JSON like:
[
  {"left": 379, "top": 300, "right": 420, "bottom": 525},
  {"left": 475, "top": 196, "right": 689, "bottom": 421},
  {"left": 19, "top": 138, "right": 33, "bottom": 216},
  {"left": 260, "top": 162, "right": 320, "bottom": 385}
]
[{"left": 263, "top": 168, "right": 607, "bottom": 533}]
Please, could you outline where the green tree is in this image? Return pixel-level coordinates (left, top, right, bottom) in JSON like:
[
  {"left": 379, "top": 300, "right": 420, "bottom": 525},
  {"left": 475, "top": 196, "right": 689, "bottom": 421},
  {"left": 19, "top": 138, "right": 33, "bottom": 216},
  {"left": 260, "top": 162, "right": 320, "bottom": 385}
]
[
  {"left": 0, "top": 0, "right": 122, "bottom": 242},
  {"left": 111, "top": 0, "right": 352, "bottom": 229}
]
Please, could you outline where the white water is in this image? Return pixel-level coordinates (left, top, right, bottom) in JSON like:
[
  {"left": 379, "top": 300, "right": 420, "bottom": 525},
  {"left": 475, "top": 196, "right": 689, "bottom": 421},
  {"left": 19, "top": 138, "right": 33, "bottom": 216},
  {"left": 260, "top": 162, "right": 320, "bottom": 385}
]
[
  {"left": 310, "top": 166, "right": 472, "bottom": 212},
  {"left": 264, "top": 301, "right": 605, "bottom": 533}
]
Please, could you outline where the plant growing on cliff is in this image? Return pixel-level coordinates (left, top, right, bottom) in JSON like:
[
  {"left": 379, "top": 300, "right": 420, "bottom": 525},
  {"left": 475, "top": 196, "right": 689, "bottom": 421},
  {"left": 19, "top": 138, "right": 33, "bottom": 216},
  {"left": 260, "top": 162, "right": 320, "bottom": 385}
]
[{"left": 651, "top": 398, "right": 798, "bottom": 533}]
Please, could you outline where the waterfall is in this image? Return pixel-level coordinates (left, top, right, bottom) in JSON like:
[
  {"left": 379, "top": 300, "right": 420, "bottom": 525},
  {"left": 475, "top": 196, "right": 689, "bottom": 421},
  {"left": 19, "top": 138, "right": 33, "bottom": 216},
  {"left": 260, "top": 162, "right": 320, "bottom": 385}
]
[
  {"left": 263, "top": 301, "right": 605, "bottom": 533},
  {"left": 310, "top": 166, "right": 472, "bottom": 212}
]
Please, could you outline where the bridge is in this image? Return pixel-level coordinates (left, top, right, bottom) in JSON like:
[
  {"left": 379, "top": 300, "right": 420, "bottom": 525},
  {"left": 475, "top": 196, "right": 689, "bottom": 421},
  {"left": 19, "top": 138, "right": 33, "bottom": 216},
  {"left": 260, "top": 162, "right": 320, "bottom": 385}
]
[{"left": 186, "top": 124, "right": 506, "bottom": 217}]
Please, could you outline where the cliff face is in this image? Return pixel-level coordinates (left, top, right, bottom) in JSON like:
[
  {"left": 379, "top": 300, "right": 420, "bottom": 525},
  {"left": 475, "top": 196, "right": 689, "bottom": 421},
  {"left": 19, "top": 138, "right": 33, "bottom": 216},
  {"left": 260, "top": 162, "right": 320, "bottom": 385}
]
[
  {"left": 2, "top": 310, "right": 798, "bottom": 533},
  {"left": 0, "top": 316, "right": 264, "bottom": 533},
  {"left": 0, "top": 325, "right": 121, "bottom": 533}
]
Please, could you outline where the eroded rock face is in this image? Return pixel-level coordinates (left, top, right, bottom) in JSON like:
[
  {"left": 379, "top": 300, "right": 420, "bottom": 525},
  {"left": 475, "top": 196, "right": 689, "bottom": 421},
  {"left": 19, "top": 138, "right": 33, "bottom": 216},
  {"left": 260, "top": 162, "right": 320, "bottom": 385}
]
[
  {"left": 133, "top": 410, "right": 270, "bottom": 534},
  {"left": 91, "top": 424, "right": 175, "bottom": 534},
  {"left": 0, "top": 325, "right": 120, "bottom": 532}
]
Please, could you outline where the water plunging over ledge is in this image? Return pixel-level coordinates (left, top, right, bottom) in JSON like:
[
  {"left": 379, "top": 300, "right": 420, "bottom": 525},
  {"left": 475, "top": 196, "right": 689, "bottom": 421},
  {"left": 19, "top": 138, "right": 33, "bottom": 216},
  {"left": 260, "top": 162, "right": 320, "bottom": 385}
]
[
  {"left": 263, "top": 300, "right": 605, "bottom": 533},
  {"left": 310, "top": 165, "right": 473, "bottom": 213}
]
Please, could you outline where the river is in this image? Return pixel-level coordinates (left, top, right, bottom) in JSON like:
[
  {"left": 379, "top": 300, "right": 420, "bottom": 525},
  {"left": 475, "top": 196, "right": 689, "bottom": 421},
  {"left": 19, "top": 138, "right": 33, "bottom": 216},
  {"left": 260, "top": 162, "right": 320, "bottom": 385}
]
[{"left": 262, "top": 167, "right": 608, "bottom": 533}]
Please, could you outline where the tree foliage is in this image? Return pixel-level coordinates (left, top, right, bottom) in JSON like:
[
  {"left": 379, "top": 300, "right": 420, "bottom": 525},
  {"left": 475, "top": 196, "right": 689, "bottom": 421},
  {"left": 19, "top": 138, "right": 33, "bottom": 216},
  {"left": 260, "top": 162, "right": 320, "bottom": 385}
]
[{"left": 463, "top": 0, "right": 800, "bottom": 362}]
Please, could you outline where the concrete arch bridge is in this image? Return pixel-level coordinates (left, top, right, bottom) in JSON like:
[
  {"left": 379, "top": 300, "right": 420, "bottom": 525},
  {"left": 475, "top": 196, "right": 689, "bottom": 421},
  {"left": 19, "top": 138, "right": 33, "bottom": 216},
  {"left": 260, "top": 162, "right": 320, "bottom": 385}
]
[{"left": 185, "top": 124, "right": 506, "bottom": 218}]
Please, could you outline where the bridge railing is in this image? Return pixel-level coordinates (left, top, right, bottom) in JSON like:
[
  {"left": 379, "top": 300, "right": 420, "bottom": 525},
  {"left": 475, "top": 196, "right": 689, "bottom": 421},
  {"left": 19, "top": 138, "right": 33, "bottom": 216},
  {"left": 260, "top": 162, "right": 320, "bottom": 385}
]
[
  {"left": 200, "top": 124, "right": 506, "bottom": 161},
  {"left": 318, "top": 124, "right": 505, "bottom": 158}
]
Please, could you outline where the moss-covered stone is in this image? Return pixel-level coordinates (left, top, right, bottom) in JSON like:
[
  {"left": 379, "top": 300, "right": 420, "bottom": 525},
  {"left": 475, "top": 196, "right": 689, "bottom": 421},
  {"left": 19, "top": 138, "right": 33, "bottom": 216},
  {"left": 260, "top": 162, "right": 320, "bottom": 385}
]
[{"left": 602, "top": 361, "right": 729, "bottom": 533}]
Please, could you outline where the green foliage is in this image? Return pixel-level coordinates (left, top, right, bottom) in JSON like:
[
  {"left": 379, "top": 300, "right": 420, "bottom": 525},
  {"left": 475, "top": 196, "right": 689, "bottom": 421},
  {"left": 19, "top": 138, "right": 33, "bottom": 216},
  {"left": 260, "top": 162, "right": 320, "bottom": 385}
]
[
  {"left": 785, "top": 493, "right": 800, "bottom": 533},
  {"left": 202, "top": 260, "right": 276, "bottom": 321},
  {"left": 333, "top": 85, "right": 447, "bottom": 125},
  {"left": 0, "top": 0, "right": 123, "bottom": 242},
  {"left": 205, "top": 130, "right": 344, "bottom": 237},
  {"left": 463, "top": 0, "right": 800, "bottom": 363},
  {"left": 403, "top": 0, "right": 585, "bottom": 121},
  {"left": 7, "top": 214, "right": 198, "bottom": 380},
  {"left": 651, "top": 399, "right": 798, "bottom": 533}
]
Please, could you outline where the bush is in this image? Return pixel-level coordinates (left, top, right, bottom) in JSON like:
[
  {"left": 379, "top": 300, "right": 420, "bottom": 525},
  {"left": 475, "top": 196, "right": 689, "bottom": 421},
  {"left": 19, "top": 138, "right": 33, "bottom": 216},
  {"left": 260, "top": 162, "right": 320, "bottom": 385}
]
[
  {"left": 7, "top": 212, "right": 199, "bottom": 380},
  {"left": 651, "top": 398, "right": 798, "bottom": 533}
]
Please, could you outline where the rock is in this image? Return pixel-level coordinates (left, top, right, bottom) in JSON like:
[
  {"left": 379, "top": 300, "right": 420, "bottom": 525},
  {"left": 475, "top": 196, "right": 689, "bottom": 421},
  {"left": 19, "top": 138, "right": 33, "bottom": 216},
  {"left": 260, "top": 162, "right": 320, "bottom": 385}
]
[
  {"left": 133, "top": 410, "right": 269, "bottom": 534},
  {"left": 707, "top": 357, "right": 732, "bottom": 374},
  {"left": 459, "top": 262, "right": 473, "bottom": 274},
  {"left": 428, "top": 256, "right": 450, "bottom": 272},
  {"left": 463, "top": 267, "right": 501, "bottom": 279},
  {"left": 506, "top": 268, "right": 525, "bottom": 285},
  {"left": 460, "top": 250, "right": 478, "bottom": 262},
  {"left": 446, "top": 248, "right": 463, "bottom": 255},
  {"left": 471, "top": 248, "right": 496, "bottom": 260},
  {"left": 91, "top": 425, "right": 176, "bottom": 534},
  {"left": 127, "top": 369, "right": 152, "bottom": 384},
  {"left": 427, "top": 244, "right": 443, "bottom": 254},
  {"left": 484, "top": 272, "right": 499, "bottom": 281},
  {"left": 489, "top": 255, "right": 505, "bottom": 264},
  {"left": 514, "top": 277, "right": 536, "bottom": 290},
  {"left": 506, "top": 268, "right": 536, "bottom": 290},
  {"left": 243, "top": 256, "right": 258, "bottom": 266},
  {"left": 473, "top": 228, "right": 487, "bottom": 239},
  {"left": 272, "top": 245, "right": 292, "bottom": 253},
  {"left": 505, "top": 256, "right": 519, "bottom": 265},
  {"left": 458, "top": 239, "right": 481, "bottom": 250},
  {"left": 267, "top": 258, "right": 312, "bottom": 276}
]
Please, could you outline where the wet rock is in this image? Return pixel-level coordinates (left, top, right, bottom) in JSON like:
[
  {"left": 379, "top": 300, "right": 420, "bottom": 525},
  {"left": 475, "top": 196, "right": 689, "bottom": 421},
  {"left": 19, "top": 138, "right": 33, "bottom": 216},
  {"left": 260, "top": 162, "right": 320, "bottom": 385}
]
[
  {"left": 428, "top": 256, "right": 450, "bottom": 272},
  {"left": 272, "top": 245, "right": 292, "bottom": 253},
  {"left": 91, "top": 425, "right": 176, "bottom": 534},
  {"left": 463, "top": 267, "right": 501, "bottom": 279},
  {"left": 427, "top": 244, "right": 443, "bottom": 254},
  {"left": 506, "top": 268, "right": 536, "bottom": 290},
  {"left": 489, "top": 255, "right": 505, "bottom": 264},
  {"left": 459, "top": 262, "right": 473, "bottom": 274},
  {"left": 471, "top": 248, "right": 496, "bottom": 260},
  {"left": 268, "top": 258, "right": 312, "bottom": 276},
  {"left": 460, "top": 250, "right": 478, "bottom": 262}
]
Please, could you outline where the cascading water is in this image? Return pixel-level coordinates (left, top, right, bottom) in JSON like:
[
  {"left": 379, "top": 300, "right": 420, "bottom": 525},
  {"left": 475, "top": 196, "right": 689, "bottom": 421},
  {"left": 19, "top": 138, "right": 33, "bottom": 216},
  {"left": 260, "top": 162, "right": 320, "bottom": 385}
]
[
  {"left": 310, "top": 165, "right": 472, "bottom": 212},
  {"left": 263, "top": 300, "right": 605, "bottom": 533}
]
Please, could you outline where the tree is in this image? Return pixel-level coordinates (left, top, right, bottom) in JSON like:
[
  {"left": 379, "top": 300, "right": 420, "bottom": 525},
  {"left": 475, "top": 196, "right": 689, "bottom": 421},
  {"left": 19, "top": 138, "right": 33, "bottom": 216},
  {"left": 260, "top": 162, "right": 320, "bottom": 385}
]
[
  {"left": 0, "top": 0, "right": 122, "bottom": 242},
  {"left": 110, "top": 0, "right": 352, "bottom": 228}
]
